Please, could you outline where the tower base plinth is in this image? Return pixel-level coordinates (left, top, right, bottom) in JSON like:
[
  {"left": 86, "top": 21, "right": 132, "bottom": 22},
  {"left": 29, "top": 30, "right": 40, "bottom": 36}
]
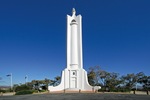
[{"left": 48, "top": 68, "right": 101, "bottom": 92}]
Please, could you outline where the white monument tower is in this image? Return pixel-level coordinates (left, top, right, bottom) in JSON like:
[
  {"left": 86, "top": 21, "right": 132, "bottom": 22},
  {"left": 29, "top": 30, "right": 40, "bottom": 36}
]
[{"left": 48, "top": 8, "right": 100, "bottom": 92}]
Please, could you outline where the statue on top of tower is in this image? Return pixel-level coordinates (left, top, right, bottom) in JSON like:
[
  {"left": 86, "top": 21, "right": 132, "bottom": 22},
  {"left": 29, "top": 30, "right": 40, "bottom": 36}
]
[{"left": 72, "top": 8, "right": 76, "bottom": 16}]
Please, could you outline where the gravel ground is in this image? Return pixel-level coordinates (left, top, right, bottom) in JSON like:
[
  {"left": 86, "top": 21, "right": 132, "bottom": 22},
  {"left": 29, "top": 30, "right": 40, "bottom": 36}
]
[{"left": 0, "top": 93, "right": 150, "bottom": 100}]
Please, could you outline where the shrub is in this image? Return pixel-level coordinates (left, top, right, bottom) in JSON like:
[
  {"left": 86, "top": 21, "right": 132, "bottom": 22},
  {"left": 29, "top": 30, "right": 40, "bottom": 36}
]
[
  {"left": 33, "top": 90, "right": 38, "bottom": 93},
  {"left": 98, "top": 87, "right": 106, "bottom": 92},
  {"left": 40, "top": 90, "right": 46, "bottom": 92},
  {"left": 0, "top": 89, "right": 12, "bottom": 93},
  {"left": 15, "top": 90, "right": 34, "bottom": 95},
  {"left": 15, "top": 85, "right": 31, "bottom": 92},
  {"left": 98, "top": 87, "right": 131, "bottom": 92},
  {"left": 0, "top": 90, "right": 6, "bottom": 93}
]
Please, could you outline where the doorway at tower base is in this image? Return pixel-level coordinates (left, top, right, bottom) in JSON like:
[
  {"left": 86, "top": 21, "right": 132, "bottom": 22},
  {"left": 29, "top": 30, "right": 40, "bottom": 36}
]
[{"left": 48, "top": 68, "right": 101, "bottom": 92}]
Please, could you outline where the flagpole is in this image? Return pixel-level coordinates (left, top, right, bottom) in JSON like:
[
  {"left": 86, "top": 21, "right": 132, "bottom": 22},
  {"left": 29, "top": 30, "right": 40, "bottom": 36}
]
[
  {"left": 10, "top": 73, "right": 13, "bottom": 90},
  {"left": 25, "top": 75, "right": 28, "bottom": 85}
]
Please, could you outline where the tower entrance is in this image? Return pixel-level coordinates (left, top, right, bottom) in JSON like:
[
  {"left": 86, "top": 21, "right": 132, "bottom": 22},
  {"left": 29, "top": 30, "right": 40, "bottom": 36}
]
[{"left": 70, "top": 77, "right": 76, "bottom": 88}]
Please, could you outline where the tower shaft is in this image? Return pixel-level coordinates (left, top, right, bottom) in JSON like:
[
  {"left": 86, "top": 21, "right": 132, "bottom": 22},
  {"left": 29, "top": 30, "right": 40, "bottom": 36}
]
[
  {"left": 67, "top": 9, "right": 82, "bottom": 69},
  {"left": 70, "top": 21, "right": 78, "bottom": 68}
]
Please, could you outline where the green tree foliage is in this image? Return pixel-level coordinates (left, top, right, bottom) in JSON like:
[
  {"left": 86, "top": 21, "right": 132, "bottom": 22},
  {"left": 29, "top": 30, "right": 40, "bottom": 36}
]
[
  {"left": 121, "top": 73, "right": 136, "bottom": 90},
  {"left": 105, "top": 72, "right": 121, "bottom": 90},
  {"left": 138, "top": 75, "right": 150, "bottom": 90},
  {"left": 88, "top": 69, "right": 96, "bottom": 86},
  {"left": 53, "top": 76, "right": 61, "bottom": 86},
  {"left": 120, "top": 72, "right": 146, "bottom": 90},
  {"left": 28, "top": 78, "right": 52, "bottom": 90},
  {"left": 88, "top": 66, "right": 121, "bottom": 89},
  {"left": 44, "top": 78, "right": 51, "bottom": 90},
  {"left": 15, "top": 84, "right": 32, "bottom": 92},
  {"left": 88, "top": 66, "right": 102, "bottom": 86},
  {"left": 87, "top": 66, "right": 150, "bottom": 92},
  {"left": 13, "top": 78, "right": 52, "bottom": 93}
]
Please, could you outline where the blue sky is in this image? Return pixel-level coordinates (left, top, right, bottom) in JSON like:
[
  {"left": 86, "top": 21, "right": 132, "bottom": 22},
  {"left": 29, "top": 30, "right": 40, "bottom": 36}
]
[{"left": 0, "top": 0, "right": 150, "bottom": 85}]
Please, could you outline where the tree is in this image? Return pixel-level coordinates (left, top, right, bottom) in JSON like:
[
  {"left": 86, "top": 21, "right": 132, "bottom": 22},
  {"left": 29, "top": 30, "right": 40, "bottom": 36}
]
[
  {"left": 88, "top": 68, "right": 96, "bottom": 86},
  {"left": 105, "top": 72, "right": 121, "bottom": 90},
  {"left": 99, "top": 70, "right": 110, "bottom": 87},
  {"left": 138, "top": 75, "right": 150, "bottom": 90},
  {"left": 42, "top": 78, "right": 51, "bottom": 90},
  {"left": 120, "top": 72, "right": 147, "bottom": 90},
  {"left": 33, "top": 80, "right": 40, "bottom": 90},
  {"left": 121, "top": 73, "right": 136, "bottom": 90},
  {"left": 52, "top": 76, "right": 61, "bottom": 86},
  {"left": 88, "top": 66, "right": 102, "bottom": 86},
  {"left": 13, "top": 84, "right": 19, "bottom": 92},
  {"left": 28, "top": 78, "right": 52, "bottom": 90},
  {"left": 88, "top": 66, "right": 123, "bottom": 92}
]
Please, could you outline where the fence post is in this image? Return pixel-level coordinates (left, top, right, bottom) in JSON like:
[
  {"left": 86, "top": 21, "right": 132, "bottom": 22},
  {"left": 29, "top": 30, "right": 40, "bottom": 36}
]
[
  {"left": 146, "top": 91, "right": 149, "bottom": 95},
  {"left": 64, "top": 89, "right": 65, "bottom": 93},
  {"left": 79, "top": 89, "right": 81, "bottom": 93},
  {"left": 95, "top": 89, "right": 97, "bottom": 93},
  {"left": 133, "top": 90, "right": 136, "bottom": 94},
  {"left": 0, "top": 92, "right": 3, "bottom": 96}
]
